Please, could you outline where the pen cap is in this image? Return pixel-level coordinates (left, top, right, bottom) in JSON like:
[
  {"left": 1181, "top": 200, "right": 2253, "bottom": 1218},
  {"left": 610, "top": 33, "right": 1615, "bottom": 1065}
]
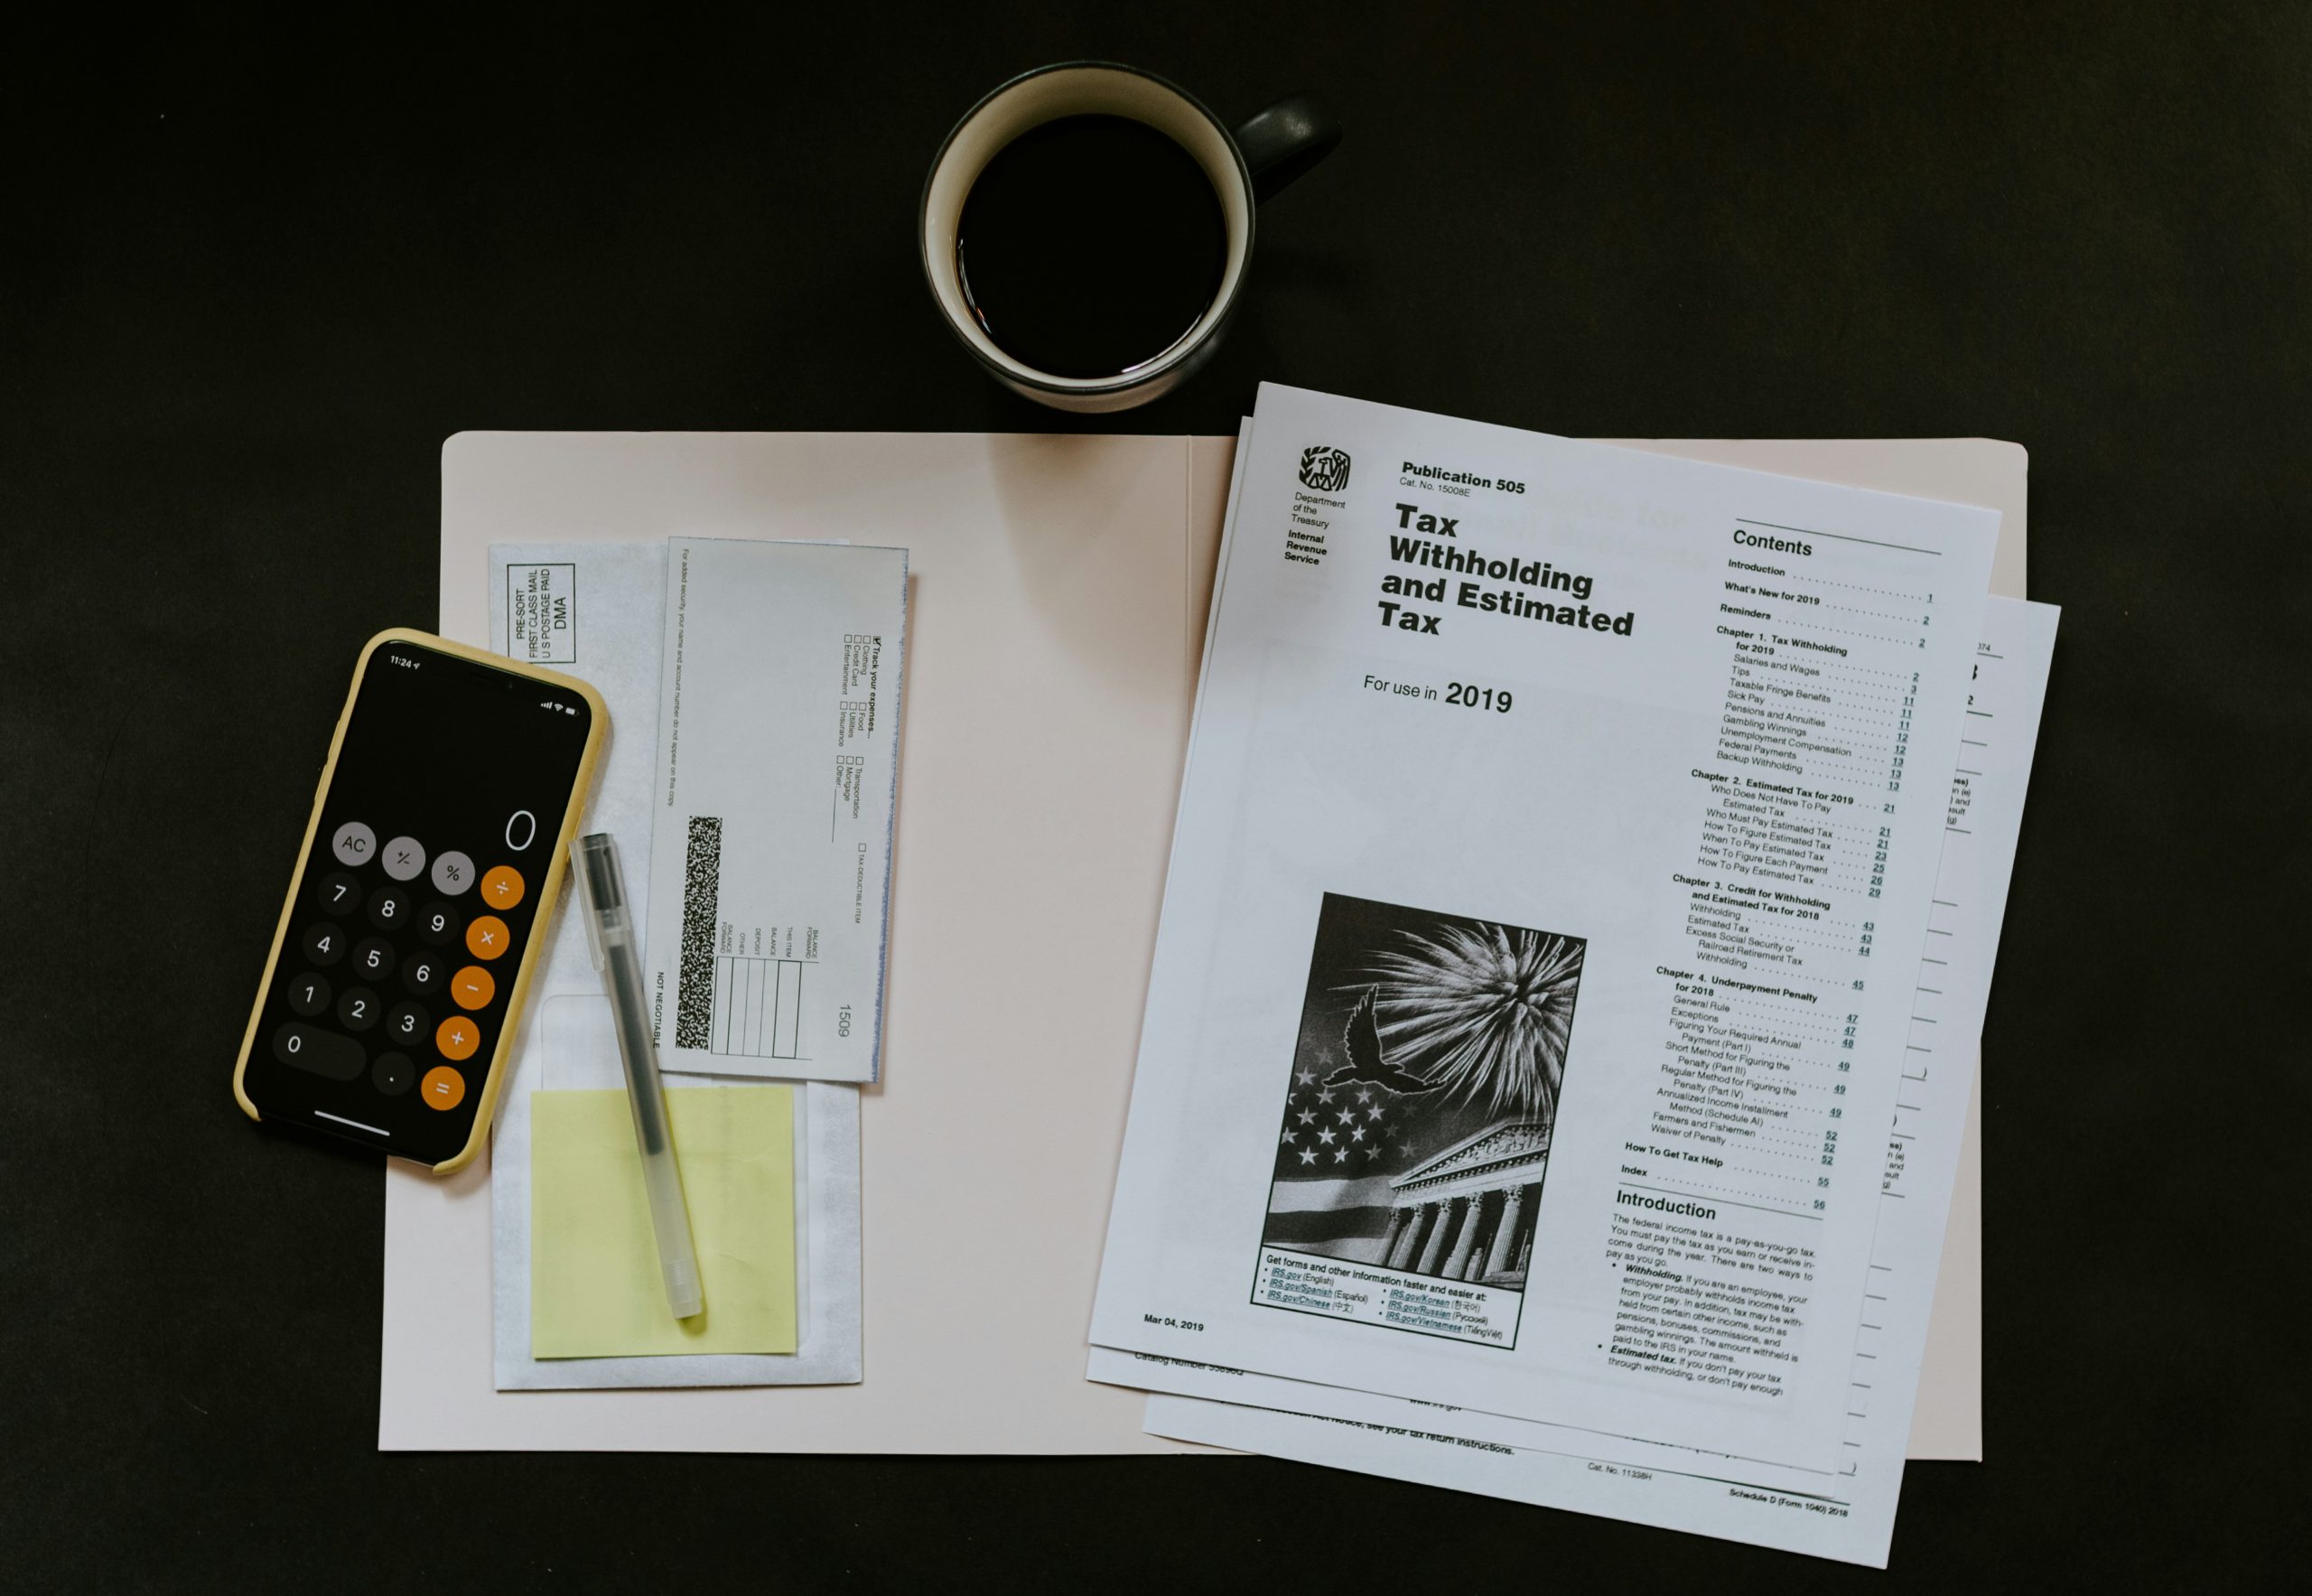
[{"left": 571, "top": 832, "right": 629, "bottom": 970}]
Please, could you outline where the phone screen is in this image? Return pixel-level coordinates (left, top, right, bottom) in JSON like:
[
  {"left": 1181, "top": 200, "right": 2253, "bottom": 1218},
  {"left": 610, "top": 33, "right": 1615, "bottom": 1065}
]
[{"left": 241, "top": 638, "right": 595, "bottom": 1165}]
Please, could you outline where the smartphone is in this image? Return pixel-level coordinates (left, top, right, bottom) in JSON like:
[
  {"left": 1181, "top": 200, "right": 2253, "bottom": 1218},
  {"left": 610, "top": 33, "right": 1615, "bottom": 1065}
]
[{"left": 232, "top": 629, "right": 606, "bottom": 1172}]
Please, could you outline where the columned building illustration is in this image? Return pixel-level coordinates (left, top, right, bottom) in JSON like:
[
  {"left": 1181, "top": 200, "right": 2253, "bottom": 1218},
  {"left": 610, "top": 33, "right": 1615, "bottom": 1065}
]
[{"left": 1378, "top": 1119, "right": 1548, "bottom": 1289}]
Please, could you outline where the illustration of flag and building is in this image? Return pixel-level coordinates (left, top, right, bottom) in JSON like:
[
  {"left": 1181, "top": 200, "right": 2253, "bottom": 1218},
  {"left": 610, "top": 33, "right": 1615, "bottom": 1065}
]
[{"left": 1261, "top": 892, "right": 1586, "bottom": 1291}]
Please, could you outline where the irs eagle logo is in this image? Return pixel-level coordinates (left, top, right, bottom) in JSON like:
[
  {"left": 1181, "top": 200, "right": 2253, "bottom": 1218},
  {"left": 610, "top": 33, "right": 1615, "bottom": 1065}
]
[{"left": 1298, "top": 445, "right": 1351, "bottom": 492}]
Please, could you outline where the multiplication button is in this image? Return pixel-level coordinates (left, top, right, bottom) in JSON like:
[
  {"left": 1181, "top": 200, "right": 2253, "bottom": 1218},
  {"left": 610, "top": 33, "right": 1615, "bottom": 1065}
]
[{"left": 331, "top": 822, "right": 377, "bottom": 866}]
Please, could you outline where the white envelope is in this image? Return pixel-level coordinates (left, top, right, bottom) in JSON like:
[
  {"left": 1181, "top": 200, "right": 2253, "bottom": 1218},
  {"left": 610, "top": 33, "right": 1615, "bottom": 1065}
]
[
  {"left": 645, "top": 537, "right": 909, "bottom": 1085},
  {"left": 386, "top": 431, "right": 2009, "bottom": 1456}
]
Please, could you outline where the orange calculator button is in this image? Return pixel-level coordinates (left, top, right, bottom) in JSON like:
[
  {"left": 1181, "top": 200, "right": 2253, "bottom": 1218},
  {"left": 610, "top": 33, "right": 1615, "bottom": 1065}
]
[
  {"left": 480, "top": 865, "right": 526, "bottom": 910},
  {"left": 420, "top": 1066, "right": 466, "bottom": 1111},
  {"left": 450, "top": 965, "right": 497, "bottom": 1011},
  {"left": 465, "top": 914, "right": 510, "bottom": 961},
  {"left": 435, "top": 1016, "right": 481, "bottom": 1061}
]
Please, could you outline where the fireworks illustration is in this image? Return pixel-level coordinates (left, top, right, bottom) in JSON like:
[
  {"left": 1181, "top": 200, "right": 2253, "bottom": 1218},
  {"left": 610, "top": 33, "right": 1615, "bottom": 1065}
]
[{"left": 1342, "top": 921, "right": 1583, "bottom": 1120}]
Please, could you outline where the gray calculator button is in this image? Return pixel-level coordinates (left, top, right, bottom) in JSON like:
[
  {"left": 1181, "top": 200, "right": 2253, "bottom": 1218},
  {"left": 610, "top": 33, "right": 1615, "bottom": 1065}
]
[
  {"left": 381, "top": 835, "right": 427, "bottom": 882},
  {"left": 331, "top": 821, "right": 378, "bottom": 866},
  {"left": 271, "top": 1022, "right": 364, "bottom": 1081},
  {"left": 301, "top": 922, "right": 347, "bottom": 966},
  {"left": 385, "top": 1001, "right": 429, "bottom": 1047},
  {"left": 431, "top": 851, "right": 476, "bottom": 896},
  {"left": 285, "top": 971, "right": 331, "bottom": 1017},
  {"left": 366, "top": 885, "right": 412, "bottom": 933},
  {"left": 371, "top": 1051, "right": 415, "bottom": 1097},
  {"left": 337, "top": 986, "right": 382, "bottom": 1031}
]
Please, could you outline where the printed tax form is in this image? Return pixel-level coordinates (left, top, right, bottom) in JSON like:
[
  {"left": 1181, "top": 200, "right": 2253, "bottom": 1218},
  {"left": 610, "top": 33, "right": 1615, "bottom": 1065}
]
[
  {"left": 1092, "top": 387, "right": 1999, "bottom": 1472},
  {"left": 1137, "top": 598, "right": 2056, "bottom": 1566}
]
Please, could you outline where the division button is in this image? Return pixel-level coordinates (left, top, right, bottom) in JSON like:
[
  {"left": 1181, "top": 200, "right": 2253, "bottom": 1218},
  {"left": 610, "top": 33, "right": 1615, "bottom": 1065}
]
[
  {"left": 352, "top": 937, "right": 397, "bottom": 981},
  {"left": 416, "top": 902, "right": 458, "bottom": 946},
  {"left": 480, "top": 864, "right": 526, "bottom": 910},
  {"left": 431, "top": 851, "right": 476, "bottom": 896},
  {"left": 300, "top": 922, "right": 347, "bottom": 966},
  {"left": 285, "top": 972, "right": 331, "bottom": 1017},
  {"left": 371, "top": 1051, "right": 415, "bottom": 1097},
  {"left": 315, "top": 872, "right": 361, "bottom": 914},
  {"left": 434, "top": 1015, "right": 481, "bottom": 1061},
  {"left": 420, "top": 1065, "right": 467, "bottom": 1111},
  {"left": 450, "top": 965, "right": 497, "bottom": 1011},
  {"left": 331, "top": 821, "right": 378, "bottom": 866},
  {"left": 381, "top": 835, "right": 427, "bottom": 882},
  {"left": 337, "top": 986, "right": 381, "bottom": 1031},
  {"left": 385, "top": 1002, "right": 429, "bottom": 1047},
  {"left": 464, "top": 914, "right": 510, "bottom": 961},
  {"left": 271, "top": 1022, "right": 364, "bottom": 1081}
]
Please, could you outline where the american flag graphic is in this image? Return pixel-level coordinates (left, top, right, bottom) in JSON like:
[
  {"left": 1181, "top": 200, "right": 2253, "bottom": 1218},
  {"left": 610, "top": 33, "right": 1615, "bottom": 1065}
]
[{"left": 1260, "top": 892, "right": 1584, "bottom": 1268}]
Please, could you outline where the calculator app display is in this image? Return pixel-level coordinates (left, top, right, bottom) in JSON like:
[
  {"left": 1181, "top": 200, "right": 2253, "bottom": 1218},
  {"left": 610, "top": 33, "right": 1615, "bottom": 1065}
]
[{"left": 242, "top": 638, "right": 595, "bottom": 1165}]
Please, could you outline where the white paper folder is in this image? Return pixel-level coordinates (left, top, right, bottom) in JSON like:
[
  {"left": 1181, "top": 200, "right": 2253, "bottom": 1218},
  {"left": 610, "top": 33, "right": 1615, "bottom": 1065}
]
[{"left": 384, "top": 430, "right": 2013, "bottom": 1456}]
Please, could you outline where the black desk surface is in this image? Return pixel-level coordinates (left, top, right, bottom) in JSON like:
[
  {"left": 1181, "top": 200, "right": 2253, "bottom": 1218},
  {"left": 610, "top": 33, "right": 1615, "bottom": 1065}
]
[{"left": 5, "top": 7, "right": 2302, "bottom": 1588}]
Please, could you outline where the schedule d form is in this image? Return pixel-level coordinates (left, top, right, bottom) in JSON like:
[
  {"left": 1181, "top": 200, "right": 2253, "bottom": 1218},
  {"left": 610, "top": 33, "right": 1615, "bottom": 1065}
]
[{"left": 1089, "top": 386, "right": 1999, "bottom": 1471}]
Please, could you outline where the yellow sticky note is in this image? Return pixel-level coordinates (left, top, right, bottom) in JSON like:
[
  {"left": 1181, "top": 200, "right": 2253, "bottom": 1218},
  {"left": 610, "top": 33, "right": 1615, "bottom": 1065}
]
[{"left": 532, "top": 1086, "right": 797, "bottom": 1358}]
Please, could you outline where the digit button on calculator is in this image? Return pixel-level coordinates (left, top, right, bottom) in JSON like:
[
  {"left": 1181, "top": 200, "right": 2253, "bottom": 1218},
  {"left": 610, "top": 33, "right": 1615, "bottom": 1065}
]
[{"left": 267, "top": 839, "right": 530, "bottom": 1119}]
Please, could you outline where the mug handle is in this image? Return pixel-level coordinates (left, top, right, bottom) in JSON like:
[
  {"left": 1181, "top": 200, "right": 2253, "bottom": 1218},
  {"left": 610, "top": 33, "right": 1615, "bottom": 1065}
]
[{"left": 1233, "top": 95, "right": 1342, "bottom": 203}]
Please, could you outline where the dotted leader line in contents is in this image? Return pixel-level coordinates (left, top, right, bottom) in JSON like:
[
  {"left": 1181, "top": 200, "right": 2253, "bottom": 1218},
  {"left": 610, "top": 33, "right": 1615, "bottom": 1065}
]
[
  {"left": 1807, "top": 575, "right": 1932, "bottom": 602},
  {"left": 1823, "top": 601, "right": 1925, "bottom": 623},
  {"left": 1797, "top": 623, "right": 1924, "bottom": 647}
]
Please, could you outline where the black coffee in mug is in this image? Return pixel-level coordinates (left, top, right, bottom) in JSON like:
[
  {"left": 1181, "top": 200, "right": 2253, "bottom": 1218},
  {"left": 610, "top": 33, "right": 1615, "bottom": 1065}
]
[{"left": 956, "top": 114, "right": 1227, "bottom": 379}]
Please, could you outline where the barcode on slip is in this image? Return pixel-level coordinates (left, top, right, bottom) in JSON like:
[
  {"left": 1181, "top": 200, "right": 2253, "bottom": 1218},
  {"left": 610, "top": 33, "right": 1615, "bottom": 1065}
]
[{"left": 674, "top": 816, "right": 722, "bottom": 1049}]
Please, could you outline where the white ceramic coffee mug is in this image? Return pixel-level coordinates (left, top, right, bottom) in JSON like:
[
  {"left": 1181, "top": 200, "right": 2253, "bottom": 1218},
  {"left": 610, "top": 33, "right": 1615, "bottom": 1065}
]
[{"left": 920, "top": 61, "right": 1338, "bottom": 412}]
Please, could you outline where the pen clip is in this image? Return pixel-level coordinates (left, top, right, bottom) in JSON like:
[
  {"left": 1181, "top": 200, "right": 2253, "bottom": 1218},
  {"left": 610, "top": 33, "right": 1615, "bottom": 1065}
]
[{"left": 573, "top": 833, "right": 620, "bottom": 973}]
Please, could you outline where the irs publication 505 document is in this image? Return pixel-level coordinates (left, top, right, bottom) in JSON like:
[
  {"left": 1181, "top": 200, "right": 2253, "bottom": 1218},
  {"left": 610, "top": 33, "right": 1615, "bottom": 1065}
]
[
  {"left": 1090, "top": 386, "right": 1998, "bottom": 1470},
  {"left": 1140, "top": 600, "right": 2056, "bottom": 1566}
]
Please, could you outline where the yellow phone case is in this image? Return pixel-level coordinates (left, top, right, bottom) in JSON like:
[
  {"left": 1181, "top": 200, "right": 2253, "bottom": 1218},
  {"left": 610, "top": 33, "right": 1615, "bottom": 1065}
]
[{"left": 230, "top": 627, "right": 609, "bottom": 1174}]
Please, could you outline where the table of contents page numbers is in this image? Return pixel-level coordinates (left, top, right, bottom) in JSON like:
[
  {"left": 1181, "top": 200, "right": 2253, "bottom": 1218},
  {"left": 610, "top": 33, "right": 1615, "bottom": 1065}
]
[{"left": 1645, "top": 521, "right": 1954, "bottom": 1224}]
